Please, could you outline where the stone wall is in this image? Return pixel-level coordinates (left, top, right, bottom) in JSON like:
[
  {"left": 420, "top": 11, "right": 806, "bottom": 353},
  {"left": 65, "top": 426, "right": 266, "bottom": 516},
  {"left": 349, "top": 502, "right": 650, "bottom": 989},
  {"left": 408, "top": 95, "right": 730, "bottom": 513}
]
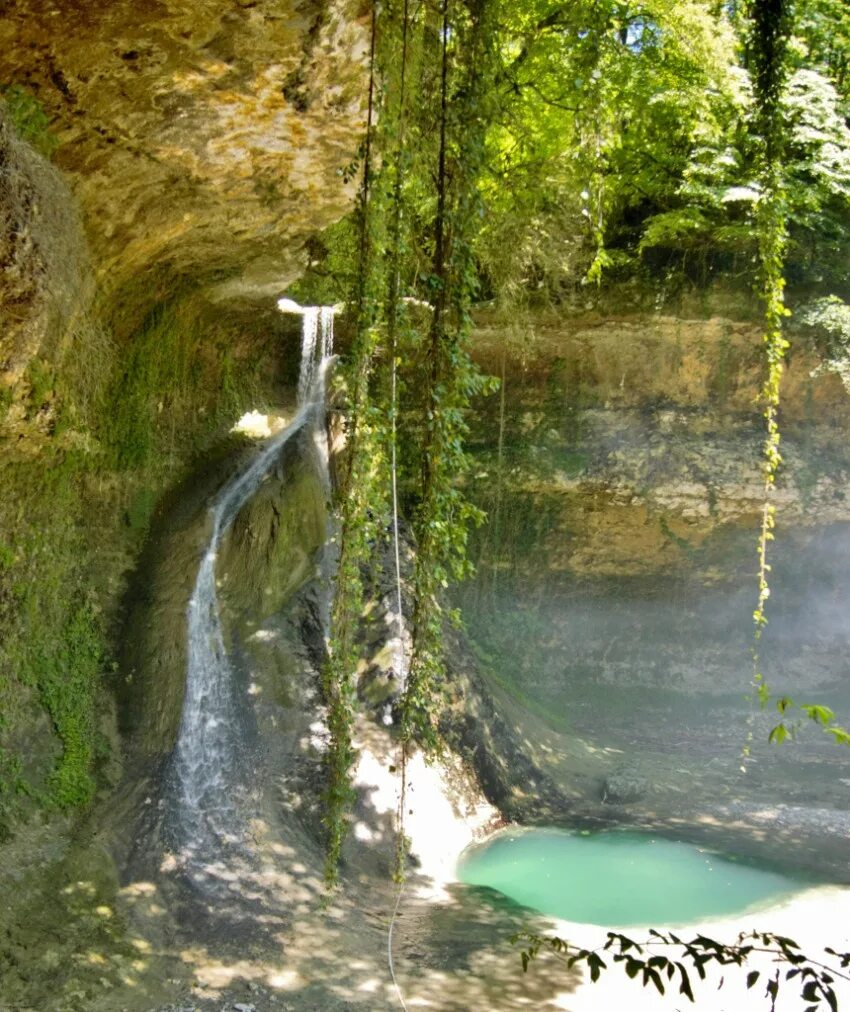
[{"left": 468, "top": 308, "right": 850, "bottom": 583}]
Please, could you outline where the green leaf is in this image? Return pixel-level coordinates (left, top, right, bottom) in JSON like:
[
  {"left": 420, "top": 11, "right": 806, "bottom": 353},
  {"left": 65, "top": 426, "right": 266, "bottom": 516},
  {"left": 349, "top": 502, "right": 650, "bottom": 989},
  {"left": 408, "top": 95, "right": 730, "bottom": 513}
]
[
  {"left": 768, "top": 723, "right": 789, "bottom": 745},
  {"left": 801, "top": 704, "right": 836, "bottom": 726},
  {"left": 678, "top": 965, "right": 695, "bottom": 1002}
]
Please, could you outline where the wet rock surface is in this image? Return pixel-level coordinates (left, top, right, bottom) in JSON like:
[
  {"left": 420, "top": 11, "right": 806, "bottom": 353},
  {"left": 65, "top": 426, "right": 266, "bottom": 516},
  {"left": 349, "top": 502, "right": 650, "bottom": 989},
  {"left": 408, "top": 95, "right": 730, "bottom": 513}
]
[
  {"left": 467, "top": 307, "right": 850, "bottom": 584},
  {"left": 601, "top": 766, "right": 649, "bottom": 804}
]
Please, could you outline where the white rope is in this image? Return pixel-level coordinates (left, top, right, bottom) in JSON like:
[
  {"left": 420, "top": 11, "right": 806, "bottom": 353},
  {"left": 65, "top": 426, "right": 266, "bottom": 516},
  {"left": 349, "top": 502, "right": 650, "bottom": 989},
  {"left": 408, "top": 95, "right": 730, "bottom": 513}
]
[
  {"left": 387, "top": 320, "right": 411, "bottom": 1012},
  {"left": 387, "top": 873, "right": 409, "bottom": 1012},
  {"left": 390, "top": 343, "right": 406, "bottom": 690}
]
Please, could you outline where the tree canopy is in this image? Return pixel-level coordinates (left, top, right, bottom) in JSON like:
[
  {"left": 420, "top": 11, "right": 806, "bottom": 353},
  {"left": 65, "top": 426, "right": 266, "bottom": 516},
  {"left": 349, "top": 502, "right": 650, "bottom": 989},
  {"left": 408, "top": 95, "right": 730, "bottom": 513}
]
[{"left": 298, "top": 0, "right": 850, "bottom": 307}]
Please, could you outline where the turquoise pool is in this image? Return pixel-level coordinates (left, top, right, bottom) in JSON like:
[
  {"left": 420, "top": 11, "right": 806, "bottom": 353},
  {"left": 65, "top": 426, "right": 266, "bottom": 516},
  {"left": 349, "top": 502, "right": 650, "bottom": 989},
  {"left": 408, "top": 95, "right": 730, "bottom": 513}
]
[{"left": 457, "top": 828, "right": 809, "bottom": 926}]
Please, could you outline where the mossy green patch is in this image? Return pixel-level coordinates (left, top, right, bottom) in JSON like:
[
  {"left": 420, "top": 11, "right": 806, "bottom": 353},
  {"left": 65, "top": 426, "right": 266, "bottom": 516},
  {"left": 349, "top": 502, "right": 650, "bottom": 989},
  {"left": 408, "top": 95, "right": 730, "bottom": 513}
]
[
  {"left": 1, "top": 267, "right": 292, "bottom": 837},
  {"left": 0, "top": 382, "right": 13, "bottom": 418},
  {"left": 24, "top": 356, "right": 56, "bottom": 418},
  {"left": 106, "top": 286, "right": 271, "bottom": 473},
  {"left": 0, "top": 453, "right": 105, "bottom": 810},
  {"left": 0, "top": 84, "right": 59, "bottom": 158},
  {"left": 40, "top": 602, "right": 103, "bottom": 807},
  {"left": 124, "top": 485, "right": 158, "bottom": 539}
]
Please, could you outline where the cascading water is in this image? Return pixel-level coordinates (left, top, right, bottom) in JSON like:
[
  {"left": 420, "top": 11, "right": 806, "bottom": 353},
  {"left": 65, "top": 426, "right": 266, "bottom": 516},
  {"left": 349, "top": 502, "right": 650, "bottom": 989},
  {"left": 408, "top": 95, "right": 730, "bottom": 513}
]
[{"left": 167, "top": 304, "right": 335, "bottom": 863}]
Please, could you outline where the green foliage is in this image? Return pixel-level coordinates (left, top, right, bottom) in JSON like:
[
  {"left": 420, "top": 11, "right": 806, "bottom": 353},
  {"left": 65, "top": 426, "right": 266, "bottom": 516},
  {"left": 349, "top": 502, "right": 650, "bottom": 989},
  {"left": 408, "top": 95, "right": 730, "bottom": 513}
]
[
  {"left": 0, "top": 455, "right": 107, "bottom": 811},
  {"left": 797, "top": 295, "right": 850, "bottom": 397},
  {"left": 750, "top": 177, "right": 789, "bottom": 639},
  {"left": 741, "top": 0, "right": 793, "bottom": 760},
  {"left": 321, "top": 383, "right": 387, "bottom": 884},
  {"left": 0, "top": 276, "right": 275, "bottom": 834},
  {"left": 400, "top": 0, "right": 499, "bottom": 757},
  {"left": 798, "top": 296, "right": 850, "bottom": 347},
  {"left": 451, "top": 0, "right": 850, "bottom": 300},
  {"left": 475, "top": 0, "right": 740, "bottom": 297},
  {"left": 303, "top": 1, "right": 850, "bottom": 309},
  {"left": 637, "top": 61, "right": 850, "bottom": 289},
  {"left": 38, "top": 601, "right": 103, "bottom": 807},
  {"left": 0, "top": 541, "right": 15, "bottom": 571},
  {"left": 106, "top": 289, "right": 264, "bottom": 472},
  {"left": 124, "top": 485, "right": 158, "bottom": 539},
  {"left": 24, "top": 357, "right": 56, "bottom": 419},
  {"left": 287, "top": 217, "right": 359, "bottom": 307},
  {"left": 734, "top": 0, "right": 850, "bottom": 755},
  {"left": 0, "top": 383, "right": 13, "bottom": 419},
  {"left": 514, "top": 928, "right": 850, "bottom": 1010},
  {"left": 314, "top": 0, "right": 850, "bottom": 903},
  {"left": 795, "top": 0, "right": 850, "bottom": 94},
  {"left": 765, "top": 697, "right": 850, "bottom": 749},
  {"left": 318, "top": 0, "right": 501, "bottom": 885},
  {"left": 108, "top": 300, "right": 199, "bottom": 469},
  {"left": 0, "top": 84, "right": 58, "bottom": 158},
  {"left": 321, "top": 5, "right": 385, "bottom": 887}
]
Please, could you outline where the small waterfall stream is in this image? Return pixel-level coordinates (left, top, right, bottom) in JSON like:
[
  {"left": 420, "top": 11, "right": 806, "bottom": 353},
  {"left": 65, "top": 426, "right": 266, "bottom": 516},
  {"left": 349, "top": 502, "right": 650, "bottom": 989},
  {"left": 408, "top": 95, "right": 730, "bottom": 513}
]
[{"left": 167, "top": 305, "right": 335, "bottom": 863}]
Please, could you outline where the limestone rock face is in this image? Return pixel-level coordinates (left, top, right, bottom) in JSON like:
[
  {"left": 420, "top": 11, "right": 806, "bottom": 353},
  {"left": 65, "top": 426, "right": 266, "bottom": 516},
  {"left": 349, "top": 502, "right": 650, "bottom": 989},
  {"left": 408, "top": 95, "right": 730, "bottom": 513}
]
[
  {"left": 0, "top": 0, "right": 368, "bottom": 296},
  {"left": 469, "top": 308, "right": 850, "bottom": 582}
]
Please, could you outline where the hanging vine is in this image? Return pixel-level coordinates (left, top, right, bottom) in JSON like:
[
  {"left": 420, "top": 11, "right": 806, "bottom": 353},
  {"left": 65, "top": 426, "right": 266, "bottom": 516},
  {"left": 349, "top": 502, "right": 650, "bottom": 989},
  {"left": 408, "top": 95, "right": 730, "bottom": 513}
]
[
  {"left": 321, "top": 0, "right": 388, "bottom": 887},
  {"left": 744, "top": 0, "right": 850, "bottom": 751},
  {"left": 748, "top": 0, "right": 792, "bottom": 636},
  {"left": 396, "top": 0, "right": 498, "bottom": 872},
  {"left": 745, "top": 0, "right": 793, "bottom": 740},
  {"left": 381, "top": 0, "right": 415, "bottom": 881}
]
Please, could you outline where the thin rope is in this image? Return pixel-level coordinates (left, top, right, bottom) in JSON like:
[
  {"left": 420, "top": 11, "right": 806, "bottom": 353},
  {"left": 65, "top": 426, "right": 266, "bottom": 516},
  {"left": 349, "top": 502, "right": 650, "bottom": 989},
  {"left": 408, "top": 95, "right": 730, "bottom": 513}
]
[
  {"left": 386, "top": 0, "right": 411, "bottom": 1006},
  {"left": 387, "top": 186, "right": 410, "bottom": 1012},
  {"left": 390, "top": 351, "right": 405, "bottom": 685},
  {"left": 387, "top": 862, "right": 409, "bottom": 1011}
]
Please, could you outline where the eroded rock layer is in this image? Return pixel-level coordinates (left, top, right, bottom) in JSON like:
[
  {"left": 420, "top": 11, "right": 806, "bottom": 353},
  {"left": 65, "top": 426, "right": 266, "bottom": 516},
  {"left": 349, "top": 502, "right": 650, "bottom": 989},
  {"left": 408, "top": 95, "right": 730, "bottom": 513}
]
[{"left": 0, "top": 0, "right": 368, "bottom": 294}]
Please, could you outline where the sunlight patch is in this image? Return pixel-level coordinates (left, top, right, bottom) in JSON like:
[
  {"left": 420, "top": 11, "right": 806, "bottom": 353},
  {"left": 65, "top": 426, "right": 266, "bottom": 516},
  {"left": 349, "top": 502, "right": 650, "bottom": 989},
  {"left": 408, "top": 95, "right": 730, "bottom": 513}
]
[
  {"left": 230, "top": 410, "right": 289, "bottom": 439},
  {"left": 249, "top": 628, "right": 279, "bottom": 642}
]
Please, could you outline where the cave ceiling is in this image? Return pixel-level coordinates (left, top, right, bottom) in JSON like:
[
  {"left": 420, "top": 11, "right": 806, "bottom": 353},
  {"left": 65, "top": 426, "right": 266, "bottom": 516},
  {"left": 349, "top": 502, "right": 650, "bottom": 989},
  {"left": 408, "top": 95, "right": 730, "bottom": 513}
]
[{"left": 0, "top": 0, "right": 369, "bottom": 300}]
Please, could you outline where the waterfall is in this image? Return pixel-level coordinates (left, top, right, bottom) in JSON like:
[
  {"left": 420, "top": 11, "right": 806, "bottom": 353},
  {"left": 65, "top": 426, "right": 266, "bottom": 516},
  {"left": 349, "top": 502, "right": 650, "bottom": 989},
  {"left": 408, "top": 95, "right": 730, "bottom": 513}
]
[
  {"left": 297, "top": 308, "right": 320, "bottom": 405},
  {"left": 296, "top": 307, "right": 335, "bottom": 421},
  {"left": 168, "top": 304, "right": 335, "bottom": 860}
]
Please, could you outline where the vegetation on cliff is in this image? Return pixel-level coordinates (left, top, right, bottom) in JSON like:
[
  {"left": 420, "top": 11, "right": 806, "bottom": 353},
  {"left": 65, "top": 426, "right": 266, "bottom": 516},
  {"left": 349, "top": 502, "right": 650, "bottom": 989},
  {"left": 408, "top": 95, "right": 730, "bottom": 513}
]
[
  {"left": 298, "top": 0, "right": 850, "bottom": 1004},
  {"left": 0, "top": 0, "right": 849, "bottom": 1006},
  {"left": 0, "top": 100, "right": 291, "bottom": 831},
  {"left": 287, "top": 0, "right": 850, "bottom": 879}
]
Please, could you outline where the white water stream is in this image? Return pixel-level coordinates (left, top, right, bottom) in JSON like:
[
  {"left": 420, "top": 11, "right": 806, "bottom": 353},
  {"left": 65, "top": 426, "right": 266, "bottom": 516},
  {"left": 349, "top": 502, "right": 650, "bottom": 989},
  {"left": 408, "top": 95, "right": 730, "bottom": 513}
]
[{"left": 168, "top": 305, "right": 335, "bottom": 861}]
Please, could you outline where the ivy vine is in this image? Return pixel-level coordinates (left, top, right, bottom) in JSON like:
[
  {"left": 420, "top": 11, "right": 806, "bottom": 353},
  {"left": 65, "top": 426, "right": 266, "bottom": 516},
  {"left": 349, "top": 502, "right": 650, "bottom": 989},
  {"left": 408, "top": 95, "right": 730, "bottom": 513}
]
[
  {"left": 744, "top": 0, "right": 850, "bottom": 751},
  {"left": 320, "top": 0, "right": 499, "bottom": 886},
  {"left": 321, "top": 1, "right": 387, "bottom": 887}
]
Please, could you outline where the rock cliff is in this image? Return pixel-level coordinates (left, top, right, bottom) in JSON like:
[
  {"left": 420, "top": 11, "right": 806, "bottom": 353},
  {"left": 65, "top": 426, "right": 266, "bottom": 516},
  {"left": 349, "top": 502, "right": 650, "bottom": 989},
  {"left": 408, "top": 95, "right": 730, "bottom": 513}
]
[{"left": 0, "top": 0, "right": 368, "bottom": 294}]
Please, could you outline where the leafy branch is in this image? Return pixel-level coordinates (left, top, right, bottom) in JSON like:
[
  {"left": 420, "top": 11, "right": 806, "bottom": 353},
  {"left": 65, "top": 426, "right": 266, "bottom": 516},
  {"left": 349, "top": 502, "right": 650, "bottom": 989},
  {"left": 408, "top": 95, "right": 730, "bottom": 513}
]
[
  {"left": 767, "top": 698, "right": 850, "bottom": 748},
  {"left": 513, "top": 928, "right": 850, "bottom": 1011}
]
